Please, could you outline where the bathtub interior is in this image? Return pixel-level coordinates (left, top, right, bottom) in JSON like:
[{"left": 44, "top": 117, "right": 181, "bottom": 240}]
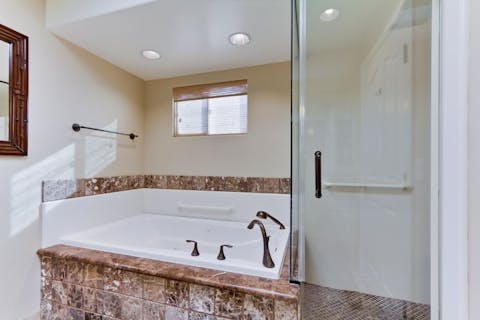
[
  {"left": 41, "top": 189, "right": 290, "bottom": 279},
  {"left": 143, "top": 189, "right": 289, "bottom": 223}
]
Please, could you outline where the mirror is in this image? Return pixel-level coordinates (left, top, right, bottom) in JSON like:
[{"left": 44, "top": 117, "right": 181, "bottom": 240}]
[
  {"left": 0, "top": 24, "right": 28, "bottom": 156},
  {"left": 0, "top": 41, "right": 10, "bottom": 141}
]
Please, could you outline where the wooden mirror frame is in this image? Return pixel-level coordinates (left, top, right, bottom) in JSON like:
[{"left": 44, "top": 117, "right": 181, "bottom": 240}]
[{"left": 0, "top": 24, "right": 28, "bottom": 156}]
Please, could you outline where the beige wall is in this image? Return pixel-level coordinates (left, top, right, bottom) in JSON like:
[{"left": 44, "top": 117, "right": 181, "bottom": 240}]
[
  {"left": 0, "top": 0, "right": 145, "bottom": 318},
  {"left": 144, "top": 62, "right": 291, "bottom": 177}
]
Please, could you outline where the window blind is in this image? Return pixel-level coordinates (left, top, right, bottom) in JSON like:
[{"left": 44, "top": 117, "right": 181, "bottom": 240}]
[{"left": 173, "top": 80, "right": 248, "bottom": 102}]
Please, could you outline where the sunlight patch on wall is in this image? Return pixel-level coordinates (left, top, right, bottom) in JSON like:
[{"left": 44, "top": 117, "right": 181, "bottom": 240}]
[
  {"left": 9, "top": 144, "right": 76, "bottom": 237},
  {"left": 84, "top": 120, "right": 118, "bottom": 177}
]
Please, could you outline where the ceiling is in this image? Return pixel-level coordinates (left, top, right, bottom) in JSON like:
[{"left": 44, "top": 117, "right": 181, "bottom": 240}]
[
  {"left": 48, "top": 0, "right": 291, "bottom": 80},
  {"left": 305, "top": 0, "right": 405, "bottom": 55}
]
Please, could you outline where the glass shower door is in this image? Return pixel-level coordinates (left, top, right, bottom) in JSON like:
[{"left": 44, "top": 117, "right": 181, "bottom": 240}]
[{"left": 292, "top": 0, "right": 435, "bottom": 318}]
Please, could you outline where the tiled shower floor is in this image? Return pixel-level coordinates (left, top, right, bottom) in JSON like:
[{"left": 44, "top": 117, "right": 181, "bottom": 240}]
[{"left": 302, "top": 284, "right": 430, "bottom": 320}]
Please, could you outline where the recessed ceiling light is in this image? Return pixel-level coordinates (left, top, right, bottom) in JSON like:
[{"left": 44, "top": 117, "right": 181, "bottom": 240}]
[
  {"left": 141, "top": 50, "right": 161, "bottom": 60},
  {"left": 320, "top": 8, "right": 340, "bottom": 22},
  {"left": 229, "top": 33, "right": 251, "bottom": 46}
]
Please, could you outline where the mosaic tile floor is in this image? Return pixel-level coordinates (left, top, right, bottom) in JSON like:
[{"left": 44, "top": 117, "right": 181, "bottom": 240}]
[{"left": 302, "top": 284, "right": 430, "bottom": 320}]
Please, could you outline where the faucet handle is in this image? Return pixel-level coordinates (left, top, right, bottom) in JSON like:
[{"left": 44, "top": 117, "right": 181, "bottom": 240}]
[
  {"left": 217, "top": 244, "right": 233, "bottom": 260},
  {"left": 186, "top": 240, "right": 200, "bottom": 256}
]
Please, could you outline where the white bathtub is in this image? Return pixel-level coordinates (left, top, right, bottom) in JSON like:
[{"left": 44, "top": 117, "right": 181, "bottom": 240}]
[{"left": 60, "top": 213, "right": 290, "bottom": 279}]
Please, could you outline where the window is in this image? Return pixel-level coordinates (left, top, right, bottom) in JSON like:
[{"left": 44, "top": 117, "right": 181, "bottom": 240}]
[{"left": 173, "top": 80, "right": 248, "bottom": 136}]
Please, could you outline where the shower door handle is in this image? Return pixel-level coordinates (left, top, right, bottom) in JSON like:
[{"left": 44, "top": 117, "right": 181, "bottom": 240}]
[{"left": 315, "top": 151, "right": 322, "bottom": 198}]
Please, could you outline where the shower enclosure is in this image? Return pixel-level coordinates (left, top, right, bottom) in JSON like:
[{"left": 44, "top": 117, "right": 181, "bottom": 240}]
[{"left": 291, "top": 0, "right": 437, "bottom": 318}]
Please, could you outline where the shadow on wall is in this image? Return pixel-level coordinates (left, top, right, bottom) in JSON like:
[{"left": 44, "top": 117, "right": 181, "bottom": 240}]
[{"left": 8, "top": 120, "right": 119, "bottom": 237}]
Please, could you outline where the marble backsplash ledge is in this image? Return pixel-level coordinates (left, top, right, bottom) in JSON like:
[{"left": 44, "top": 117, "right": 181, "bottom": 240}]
[{"left": 43, "top": 175, "right": 291, "bottom": 202}]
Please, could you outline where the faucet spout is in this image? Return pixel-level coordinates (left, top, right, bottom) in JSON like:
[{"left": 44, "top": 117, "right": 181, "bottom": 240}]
[
  {"left": 247, "top": 219, "right": 275, "bottom": 268},
  {"left": 256, "top": 211, "right": 286, "bottom": 229}
]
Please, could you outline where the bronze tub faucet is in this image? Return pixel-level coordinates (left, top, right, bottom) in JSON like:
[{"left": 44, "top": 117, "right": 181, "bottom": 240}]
[
  {"left": 247, "top": 219, "right": 275, "bottom": 268},
  {"left": 256, "top": 211, "right": 285, "bottom": 229}
]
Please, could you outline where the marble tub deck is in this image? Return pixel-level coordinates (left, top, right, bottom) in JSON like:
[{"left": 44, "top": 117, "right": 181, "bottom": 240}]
[{"left": 38, "top": 244, "right": 300, "bottom": 320}]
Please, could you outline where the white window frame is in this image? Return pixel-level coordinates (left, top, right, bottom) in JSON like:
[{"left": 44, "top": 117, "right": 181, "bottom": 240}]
[
  {"left": 172, "top": 94, "right": 248, "bottom": 137},
  {"left": 172, "top": 80, "right": 248, "bottom": 137}
]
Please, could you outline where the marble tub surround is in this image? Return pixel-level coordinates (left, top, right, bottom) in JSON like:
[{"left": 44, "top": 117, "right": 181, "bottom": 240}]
[
  {"left": 43, "top": 175, "right": 291, "bottom": 202},
  {"left": 38, "top": 245, "right": 299, "bottom": 301},
  {"left": 144, "top": 175, "right": 291, "bottom": 194},
  {"left": 42, "top": 175, "right": 145, "bottom": 202},
  {"left": 38, "top": 245, "right": 300, "bottom": 320}
]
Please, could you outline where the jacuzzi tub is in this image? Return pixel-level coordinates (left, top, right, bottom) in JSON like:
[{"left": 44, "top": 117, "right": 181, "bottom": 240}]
[{"left": 60, "top": 213, "right": 289, "bottom": 279}]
